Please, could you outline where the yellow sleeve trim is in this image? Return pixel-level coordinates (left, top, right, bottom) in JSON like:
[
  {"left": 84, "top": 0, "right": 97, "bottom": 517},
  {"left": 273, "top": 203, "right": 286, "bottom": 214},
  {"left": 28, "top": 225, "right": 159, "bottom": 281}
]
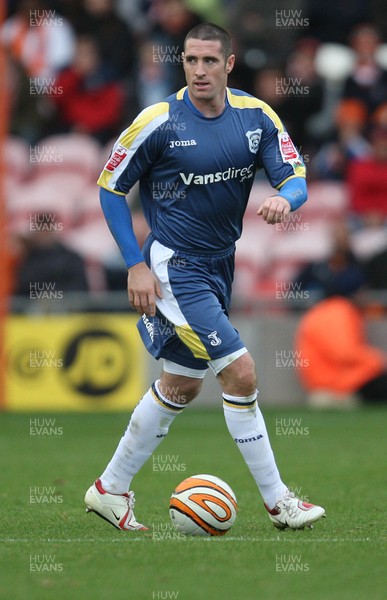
[
  {"left": 276, "top": 170, "right": 306, "bottom": 190},
  {"left": 97, "top": 181, "right": 126, "bottom": 195},
  {"left": 119, "top": 102, "right": 169, "bottom": 149},
  {"left": 226, "top": 90, "right": 285, "bottom": 133},
  {"left": 97, "top": 101, "right": 170, "bottom": 191},
  {"left": 176, "top": 87, "right": 187, "bottom": 100}
]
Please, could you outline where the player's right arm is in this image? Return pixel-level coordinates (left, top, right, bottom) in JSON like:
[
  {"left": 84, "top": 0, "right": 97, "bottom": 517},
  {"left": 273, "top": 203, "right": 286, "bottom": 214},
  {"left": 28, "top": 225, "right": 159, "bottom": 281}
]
[
  {"left": 99, "top": 188, "right": 162, "bottom": 316},
  {"left": 97, "top": 102, "right": 170, "bottom": 316}
]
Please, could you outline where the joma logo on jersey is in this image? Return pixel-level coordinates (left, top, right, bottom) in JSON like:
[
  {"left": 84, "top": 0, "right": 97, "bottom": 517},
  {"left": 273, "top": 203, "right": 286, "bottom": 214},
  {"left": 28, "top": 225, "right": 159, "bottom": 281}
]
[
  {"left": 180, "top": 163, "right": 254, "bottom": 185},
  {"left": 246, "top": 128, "right": 262, "bottom": 154},
  {"left": 169, "top": 139, "right": 197, "bottom": 148}
]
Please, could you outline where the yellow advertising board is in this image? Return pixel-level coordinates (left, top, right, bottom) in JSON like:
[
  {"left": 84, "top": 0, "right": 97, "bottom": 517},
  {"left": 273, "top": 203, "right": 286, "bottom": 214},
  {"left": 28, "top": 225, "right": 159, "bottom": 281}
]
[{"left": 5, "top": 314, "right": 145, "bottom": 411}]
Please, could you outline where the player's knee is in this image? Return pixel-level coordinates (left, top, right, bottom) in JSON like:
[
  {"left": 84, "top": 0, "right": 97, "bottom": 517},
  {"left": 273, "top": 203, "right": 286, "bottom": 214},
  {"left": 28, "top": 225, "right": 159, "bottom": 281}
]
[
  {"left": 219, "top": 353, "right": 257, "bottom": 397},
  {"left": 229, "top": 370, "right": 257, "bottom": 397},
  {"left": 177, "top": 378, "right": 203, "bottom": 403},
  {"left": 159, "top": 373, "right": 202, "bottom": 404}
]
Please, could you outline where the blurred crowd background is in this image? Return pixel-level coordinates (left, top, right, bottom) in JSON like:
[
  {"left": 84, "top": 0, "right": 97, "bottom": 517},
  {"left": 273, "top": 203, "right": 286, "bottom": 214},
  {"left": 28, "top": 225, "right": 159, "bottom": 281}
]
[{"left": 2, "top": 0, "right": 387, "bottom": 311}]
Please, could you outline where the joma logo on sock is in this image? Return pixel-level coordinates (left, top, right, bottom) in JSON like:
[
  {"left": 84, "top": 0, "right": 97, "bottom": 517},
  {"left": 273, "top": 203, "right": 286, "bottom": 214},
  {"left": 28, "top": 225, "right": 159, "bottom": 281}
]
[{"left": 234, "top": 435, "right": 263, "bottom": 444}]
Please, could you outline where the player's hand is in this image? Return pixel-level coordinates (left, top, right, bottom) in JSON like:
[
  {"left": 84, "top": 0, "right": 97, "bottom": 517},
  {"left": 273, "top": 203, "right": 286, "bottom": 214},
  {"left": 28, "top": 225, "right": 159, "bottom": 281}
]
[
  {"left": 127, "top": 262, "right": 163, "bottom": 317},
  {"left": 257, "top": 196, "right": 291, "bottom": 224}
]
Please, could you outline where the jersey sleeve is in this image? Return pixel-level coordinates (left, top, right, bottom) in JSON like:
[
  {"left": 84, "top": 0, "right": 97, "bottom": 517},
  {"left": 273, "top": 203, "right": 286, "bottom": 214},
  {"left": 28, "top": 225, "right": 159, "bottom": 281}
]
[
  {"left": 97, "top": 102, "right": 170, "bottom": 195},
  {"left": 257, "top": 102, "right": 306, "bottom": 189}
]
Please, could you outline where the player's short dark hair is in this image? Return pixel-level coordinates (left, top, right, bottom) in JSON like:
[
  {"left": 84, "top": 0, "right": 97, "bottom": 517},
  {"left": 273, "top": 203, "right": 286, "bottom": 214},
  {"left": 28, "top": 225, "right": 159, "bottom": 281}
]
[{"left": 184, "top": 23, "right": 233, "bottom": 60}]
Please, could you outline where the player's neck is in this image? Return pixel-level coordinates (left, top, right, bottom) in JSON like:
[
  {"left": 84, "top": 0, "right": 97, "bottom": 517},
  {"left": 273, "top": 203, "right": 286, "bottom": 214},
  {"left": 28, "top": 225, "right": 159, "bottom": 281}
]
[{"left": 186, "top": 90, "right": 227, "bottom": 118}]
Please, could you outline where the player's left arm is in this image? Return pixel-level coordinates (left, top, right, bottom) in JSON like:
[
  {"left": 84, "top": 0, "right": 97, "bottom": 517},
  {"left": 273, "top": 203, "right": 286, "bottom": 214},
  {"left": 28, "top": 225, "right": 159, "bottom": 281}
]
[
  {"left": 257, "top": 177, "right": 307, "bottom": 224},
  {"left": 256, "top": 103, "right": 307, "bottom": 224}
]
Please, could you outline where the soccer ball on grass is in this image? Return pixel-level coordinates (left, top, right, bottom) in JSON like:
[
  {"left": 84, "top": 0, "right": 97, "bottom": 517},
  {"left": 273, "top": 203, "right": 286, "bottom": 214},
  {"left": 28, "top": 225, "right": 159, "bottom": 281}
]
[{"left": 169, "top": 474, "right": 237, "bottom": 536}]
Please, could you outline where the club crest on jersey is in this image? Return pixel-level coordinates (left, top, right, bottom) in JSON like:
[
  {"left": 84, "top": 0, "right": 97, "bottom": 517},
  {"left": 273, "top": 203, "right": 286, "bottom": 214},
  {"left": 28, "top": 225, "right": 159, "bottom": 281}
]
[
  {"left": 245, "top": 128, "right": 263, "bottom": 154},
  {"left": 105, "top": 145, "right": 128, "bottom": 172}
]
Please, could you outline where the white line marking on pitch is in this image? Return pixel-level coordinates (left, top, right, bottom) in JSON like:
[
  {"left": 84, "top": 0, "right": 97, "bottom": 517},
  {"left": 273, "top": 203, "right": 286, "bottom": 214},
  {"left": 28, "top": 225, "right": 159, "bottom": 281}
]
[{"left": 0, "top": 537, "right": 375, "bottom": 543}]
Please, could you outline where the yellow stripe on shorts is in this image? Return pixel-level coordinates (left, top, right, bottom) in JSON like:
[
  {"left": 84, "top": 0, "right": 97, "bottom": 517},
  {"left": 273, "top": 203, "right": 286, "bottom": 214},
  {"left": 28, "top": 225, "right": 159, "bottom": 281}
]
[{"left": 175, "top": 324, "right": 211, "bottom": 360}]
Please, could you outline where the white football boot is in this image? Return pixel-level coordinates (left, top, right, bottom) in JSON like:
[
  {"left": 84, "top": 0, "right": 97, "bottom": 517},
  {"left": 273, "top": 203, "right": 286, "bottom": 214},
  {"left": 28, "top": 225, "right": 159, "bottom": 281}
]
[
  {"left": 265, "top": 490, "right": 325, "bottom": 529},
  {"left": 85, "top": 479, "right": 148, "bottom": 531}
]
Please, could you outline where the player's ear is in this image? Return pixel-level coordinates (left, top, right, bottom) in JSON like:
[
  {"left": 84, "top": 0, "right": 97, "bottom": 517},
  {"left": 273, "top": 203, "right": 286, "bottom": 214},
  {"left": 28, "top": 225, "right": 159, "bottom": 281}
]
[{"left": 226, "top": 54, "right": 235, "bottom": 73}]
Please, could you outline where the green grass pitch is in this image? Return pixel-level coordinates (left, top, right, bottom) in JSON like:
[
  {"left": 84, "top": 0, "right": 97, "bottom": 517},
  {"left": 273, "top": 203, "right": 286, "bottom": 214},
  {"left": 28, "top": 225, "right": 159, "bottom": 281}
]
[{"left": 0, "top": 407, "right": 386, "bottom": 600}]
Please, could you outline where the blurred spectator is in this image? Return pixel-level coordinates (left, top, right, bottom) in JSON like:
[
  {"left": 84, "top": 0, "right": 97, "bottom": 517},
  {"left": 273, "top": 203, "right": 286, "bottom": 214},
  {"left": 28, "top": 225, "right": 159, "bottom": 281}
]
[
  {"left": 13, "top": 213, "right": 89, "bottom": 297},
  {"left": 342, "top": 24, "right": 387, "bottom": 114},
  {"left": 364, "top": 247, "right": 387, "bottom": 289},
  {"left": 253, "top": 41, "right": 325, "bottom": 153},
  {"left": 147, "top": 0, "right": 202, "bottom": 91},
  {"left": 253, "top": 66, "right": 284, "bottom": 105},
  {"left": 50, "top": 35, "right": 125, "bottom": 143},
  {"left": 1, "top": 0, "right": 75, "bottom": 78},
  {"left": 306, "top": 0, "right": 370, "bottom": 44},
  {"left": 293, "top": 221, "right": 366, "bottom": 302},
  {"left": 311, "top": 98, "right": 371, "bottom": 180},
  {"left": 1, "top": 0, "right": 76, "bottom": 142},
  {"left": 369, "top": 0, "right": 387, "bottom": 41},
  {"left": 227, "top": 5, "right": 271, "bottom": 91},
  {"left": 137, "top": 40, "right": 174, "bottom": 109},
  {"left": 347, "top": 102, "right": 387, "bottom": 218},
  {"left": 253, "top": 66, "right": 289, "bottom": 116},
  {"left": 252, "top": 65, "right": 300, "bottom": 156},
  {"left": 295, "top": 294, "right": 387, "bottom": 407},
  {"left": 148, "top": 0, "right": 202, "bottom": 50},
  {"left": 115, "top": 0, "right": 150, "bottom": 37},
  {"left": 227, "top": 0, "right": 307, "bottom": 91},
  {"left": 69, "top": 0, "right": 137, "bottom": 83},
  {"left": 6, "top": 57, "right": 45, "bottom": 143},
  {"left": 281, "top": 38, "right": 325, "bottom": 151}
]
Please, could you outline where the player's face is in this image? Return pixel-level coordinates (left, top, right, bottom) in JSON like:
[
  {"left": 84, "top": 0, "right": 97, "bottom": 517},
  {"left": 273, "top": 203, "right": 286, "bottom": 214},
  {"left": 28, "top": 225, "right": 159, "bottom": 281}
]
[{"left": 182, "top": 39, "right": 235, "bottom": 113}]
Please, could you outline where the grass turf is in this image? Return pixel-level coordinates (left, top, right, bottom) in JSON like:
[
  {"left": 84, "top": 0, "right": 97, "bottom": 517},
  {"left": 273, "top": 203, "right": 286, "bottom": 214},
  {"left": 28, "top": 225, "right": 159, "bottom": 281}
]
[{"left": 0, "top": 407, "right": 386, "bottom": 600}]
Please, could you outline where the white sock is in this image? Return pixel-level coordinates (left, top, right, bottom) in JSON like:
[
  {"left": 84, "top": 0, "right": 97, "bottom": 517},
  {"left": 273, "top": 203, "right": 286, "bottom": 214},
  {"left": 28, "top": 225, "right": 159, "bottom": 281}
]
[
  {"left": 100, "top": 380, "right": 184, "bottom": 494},
  {"left": 223, "top": 392, "right": 287, "bottom": 508}
]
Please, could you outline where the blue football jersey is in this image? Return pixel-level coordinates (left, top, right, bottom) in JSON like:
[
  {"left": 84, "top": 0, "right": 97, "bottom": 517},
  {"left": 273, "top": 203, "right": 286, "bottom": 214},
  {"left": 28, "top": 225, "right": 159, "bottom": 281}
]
[{"left": 98, "top": 87, "right": 305, "bottom": 253}]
